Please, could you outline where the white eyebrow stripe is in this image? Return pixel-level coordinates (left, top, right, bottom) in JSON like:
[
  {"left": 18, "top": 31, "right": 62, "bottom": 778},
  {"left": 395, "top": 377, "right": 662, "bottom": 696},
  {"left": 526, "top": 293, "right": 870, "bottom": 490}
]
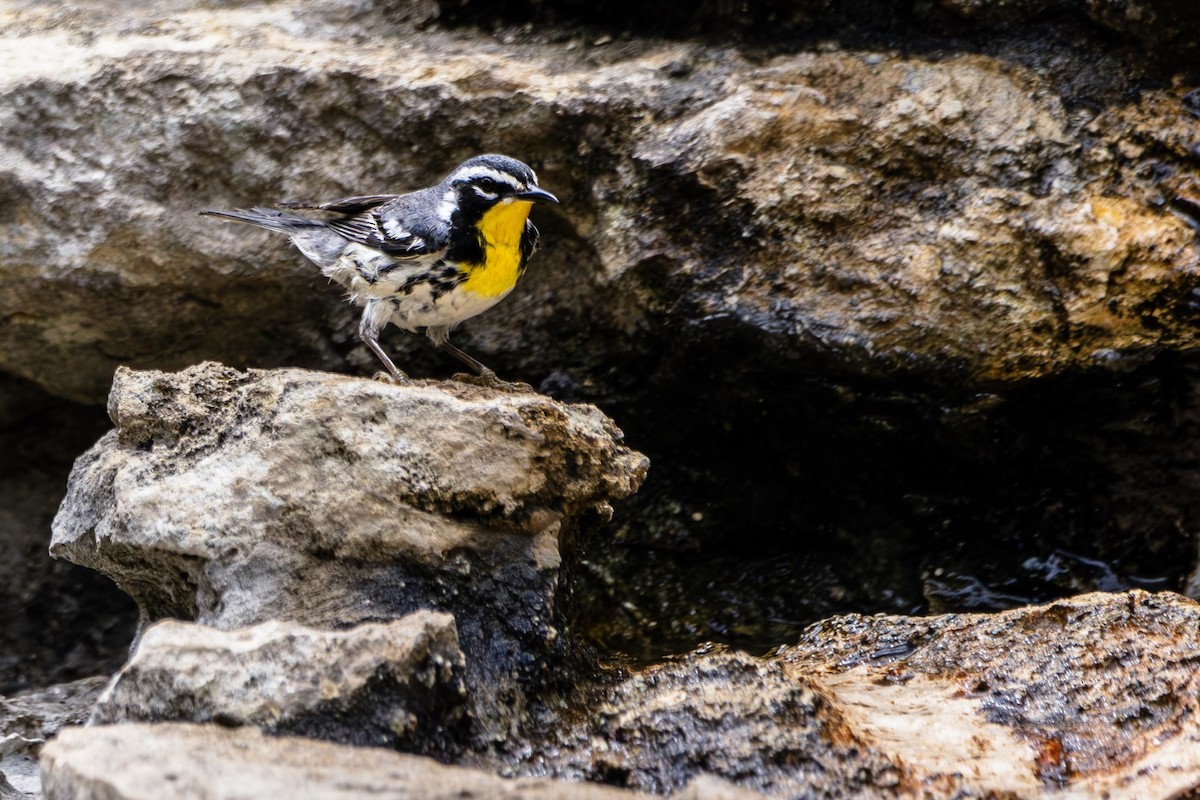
[{"left": 450, "top": 165, "right": 523, "bottom": 189}]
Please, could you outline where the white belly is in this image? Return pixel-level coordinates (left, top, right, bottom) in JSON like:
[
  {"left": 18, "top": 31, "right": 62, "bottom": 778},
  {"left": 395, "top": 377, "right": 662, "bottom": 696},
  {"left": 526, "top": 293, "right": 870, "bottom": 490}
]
[
  {"left": 389, "top": 284, "right": 511, "bottom": 331},
  {"left": 324, "top": 244, "right": 511, "bottom": 333}
]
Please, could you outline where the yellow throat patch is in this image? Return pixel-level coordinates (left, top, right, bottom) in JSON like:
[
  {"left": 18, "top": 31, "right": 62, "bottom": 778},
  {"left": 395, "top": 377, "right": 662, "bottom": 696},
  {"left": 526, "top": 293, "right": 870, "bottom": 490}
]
[{"left": 462, "top": 199, "right": 534, "bottom": 298}]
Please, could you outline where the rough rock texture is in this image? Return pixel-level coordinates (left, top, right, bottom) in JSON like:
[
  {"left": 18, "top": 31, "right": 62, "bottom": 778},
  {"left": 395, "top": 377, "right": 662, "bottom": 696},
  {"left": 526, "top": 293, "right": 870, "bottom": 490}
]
[
  {"left": 4, "top": 9, "right": 1200, "bottom": 796},
  {"left": 1083, "top": 0, "right": 1199, "bottom": 52},
  {"left": 1, "top": 2, "right": 1197, "bottom": 404},
  {"left": 0, "top": 677, "right": 108, "bottom": 800},
  {"left": 90, "top": 613, "right": 466, "bottom": 753},
  {"left": 50, "top": 362, "right": 647, "bottom": 748},
  {"left": 537, "top": 591, "right": 1200, "bottom": 798},
  {"left": 3, "top": 1, "right": 1199, "bottom": 797},
  {"left": 3, "top": 0, "right": 1200, "bottom": 662},
  {"left": 39, "top": 723, "right": 758, "bottom": 800}
]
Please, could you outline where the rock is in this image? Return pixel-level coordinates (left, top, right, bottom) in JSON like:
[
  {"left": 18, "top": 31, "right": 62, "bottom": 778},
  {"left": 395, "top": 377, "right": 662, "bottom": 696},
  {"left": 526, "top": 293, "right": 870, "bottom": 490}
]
[
  {"left": 0, "top": 677, "right": 109, "bottom": 800},
  {"left": 539, "top": 591, "right": 1200, "bottom": 798},
  {"left": 543, "top": 647, "right": 904, "bottom": 797},
  {"left": 90, "top": 613, "right": 467, "bottom": 753},
  {"left": 934, "top": 0, "right": 1073, "bottom": 22},
  {"left": 38, "top": 723, "right": 670, "bottom": 800},
  {"left": 6, "top": 1, "right": 1200, "bottom": 638},
  {"left": 1, "top": 2, "right": 1197, "bottom": 404},
  {"left": 50, "top": 362, "right": 647, "bottom": 747},
  {"left": 5, "top": 6, "right": 1200, "bottom": 786}
]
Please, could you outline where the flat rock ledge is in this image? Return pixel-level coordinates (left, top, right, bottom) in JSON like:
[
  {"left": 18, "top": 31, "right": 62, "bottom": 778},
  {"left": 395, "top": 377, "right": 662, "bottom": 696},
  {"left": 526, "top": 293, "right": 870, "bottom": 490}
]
[
  {"left": 49, "top": 362, "right": 648, "bottom": 746},
  {"left": 38, "top": 723, "right": 757, "bottom": 800}
]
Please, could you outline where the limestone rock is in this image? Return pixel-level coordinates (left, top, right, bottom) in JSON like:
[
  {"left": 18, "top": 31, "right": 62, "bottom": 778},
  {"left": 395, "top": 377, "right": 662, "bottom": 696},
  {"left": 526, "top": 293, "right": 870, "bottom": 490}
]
[
  {"left": 90, "top": 613, "right": 466, "bottom": 753},
  {"left": 50, "top": 363, "right": 647, "bottom": 745},
  {"left": 1, "top": 2, "right": 1197, "bottom": 404},
  {"left": 38, "top": 723, "right": 665, "bottom": 800},
  {"left": 5, "top": 0, "right": 1199, "bottom": 655},
  {"left": 540, "top": 591, "right": 1200, "bottom": 798}
]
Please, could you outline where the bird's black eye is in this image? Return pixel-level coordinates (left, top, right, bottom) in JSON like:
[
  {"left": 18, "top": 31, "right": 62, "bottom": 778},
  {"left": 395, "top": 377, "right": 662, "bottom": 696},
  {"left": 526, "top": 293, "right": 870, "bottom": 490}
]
[{"left": 475, "top": 178, "right": 505, "bottom": 194}]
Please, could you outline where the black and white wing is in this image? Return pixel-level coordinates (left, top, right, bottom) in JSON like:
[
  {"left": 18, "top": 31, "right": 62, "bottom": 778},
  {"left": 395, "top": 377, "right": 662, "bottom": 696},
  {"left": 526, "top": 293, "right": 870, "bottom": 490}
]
[{"left": 285, "top": 190, "right": 450, "bottom": 259}]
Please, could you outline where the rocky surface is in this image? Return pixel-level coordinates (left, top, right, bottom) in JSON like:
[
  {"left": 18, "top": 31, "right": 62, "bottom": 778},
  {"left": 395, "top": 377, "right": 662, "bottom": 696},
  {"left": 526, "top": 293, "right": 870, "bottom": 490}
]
[
  {"left": 536, "top": 591, "right": 1200, "bottom": 798},
  {"left": 39, "top": 723, "right": 757, "bottom": 800},
  {"left": 1, "top": 1, "right": 1197, "bottom": 404},
  {"left": 2, "top": 1, "right": 1200, "bottom": 798},
  {"left": 90, "top": 613, "right": 466, "bottom": 753},
  {"left": 2, "top": 0, "right": 1199, "bottom": 665},
  {"left": 30, "top": 592, "right": 1200, "bottom": 799},
  {"left": 50, "top": 362, "right": 647, "bottom": 750}
]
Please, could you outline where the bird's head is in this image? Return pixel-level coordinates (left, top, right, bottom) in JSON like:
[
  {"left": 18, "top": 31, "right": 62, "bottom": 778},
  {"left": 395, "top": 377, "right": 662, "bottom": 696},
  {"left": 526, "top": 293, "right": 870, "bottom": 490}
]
[{"left": 438, "top": 154, "right": 558, "bottom": 224}]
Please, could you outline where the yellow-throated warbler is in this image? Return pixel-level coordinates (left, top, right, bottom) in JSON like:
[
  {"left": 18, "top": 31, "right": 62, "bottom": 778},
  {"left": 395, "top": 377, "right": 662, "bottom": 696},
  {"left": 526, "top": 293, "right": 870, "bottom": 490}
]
[{"left": 201, "top": 154, "right": 558, "bottom": 383}]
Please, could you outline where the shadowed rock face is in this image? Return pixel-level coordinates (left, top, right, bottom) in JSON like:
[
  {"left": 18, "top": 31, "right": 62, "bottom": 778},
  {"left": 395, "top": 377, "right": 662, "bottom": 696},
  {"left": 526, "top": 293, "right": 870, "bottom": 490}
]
[{"left": 0, "top": 375, "right": 135, "bottom": 695}]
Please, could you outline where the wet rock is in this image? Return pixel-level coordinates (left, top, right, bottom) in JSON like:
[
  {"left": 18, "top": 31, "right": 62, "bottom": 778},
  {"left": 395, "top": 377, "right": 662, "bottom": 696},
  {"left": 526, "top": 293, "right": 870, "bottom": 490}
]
[
  {"left": 90, "top": 613, "right": 466, "bottom": 753},
  {"left": 543, "top": 647, "right": 903, "bottom": 797},
  {"left": 50, "top": 362, "right": 647, "bottom": 747},
  {"left": 39, "top": 723, "right": 643, "bottom": 800},
  {"left": 540, "top": 591, "right": 1200, "bottom": 798},
  {"left": 0, "top": 677, "right": 108, "bottom": 800},
  {"left": 934, "top": 0, "right": 1073, "bottom": 23}
]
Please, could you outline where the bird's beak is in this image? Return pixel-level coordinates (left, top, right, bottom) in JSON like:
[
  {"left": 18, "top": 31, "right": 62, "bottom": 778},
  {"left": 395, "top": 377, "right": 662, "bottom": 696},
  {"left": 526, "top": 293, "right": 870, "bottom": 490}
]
[{"left": 516, "top": 187, "right": 559, "bottom": 204}]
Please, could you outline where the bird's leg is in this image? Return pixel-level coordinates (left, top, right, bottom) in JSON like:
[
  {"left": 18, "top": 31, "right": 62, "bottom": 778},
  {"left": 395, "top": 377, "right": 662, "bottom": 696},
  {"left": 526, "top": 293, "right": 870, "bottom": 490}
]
[
  {"left": 427, "top": 328, "right": 528, "bottom": 391},
  {"left": 437, "top": 340, "right": 498, "bottom": 382},
  {"left": 437, "top": 340, "right": 533, "bottom": 393},
  {"left": 358, "top": 316, "right": 409, "bottom": 384}
]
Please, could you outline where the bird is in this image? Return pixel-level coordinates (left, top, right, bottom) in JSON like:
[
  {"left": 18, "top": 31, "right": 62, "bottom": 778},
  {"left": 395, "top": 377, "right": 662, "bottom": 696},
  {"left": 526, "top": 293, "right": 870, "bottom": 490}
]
[{"left": 200, "top": 154, "right": 558, "bottom": 384}]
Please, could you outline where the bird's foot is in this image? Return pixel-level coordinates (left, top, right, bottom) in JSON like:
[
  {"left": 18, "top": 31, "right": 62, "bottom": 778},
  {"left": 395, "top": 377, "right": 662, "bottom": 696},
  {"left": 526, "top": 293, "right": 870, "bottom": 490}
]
[
  {"left": 373, "top": 370, "right": 411, "bottom": 385},
  {"left": 450, "top": 369, "right": 533, "bottom": 393}
]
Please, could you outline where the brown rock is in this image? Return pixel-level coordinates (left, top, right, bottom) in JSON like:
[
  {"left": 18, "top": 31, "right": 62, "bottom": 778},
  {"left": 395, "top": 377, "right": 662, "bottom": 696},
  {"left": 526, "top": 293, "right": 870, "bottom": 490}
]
[
  {"left": 541, "top": 591, "right": 1200, "bottom": 798},
  {"left": 1, "top": 3, "right": 1197, "bottom": 403},
  {"left": 1086, "top": 0, "right": 1200, "bottom": 52}
]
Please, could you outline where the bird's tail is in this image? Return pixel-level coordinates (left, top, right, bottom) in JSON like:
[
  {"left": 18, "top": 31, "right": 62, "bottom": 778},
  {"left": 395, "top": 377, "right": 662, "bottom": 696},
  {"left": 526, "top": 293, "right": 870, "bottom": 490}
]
[{"left": 199, "top": 207, "right": 325, "bottom": 233}]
